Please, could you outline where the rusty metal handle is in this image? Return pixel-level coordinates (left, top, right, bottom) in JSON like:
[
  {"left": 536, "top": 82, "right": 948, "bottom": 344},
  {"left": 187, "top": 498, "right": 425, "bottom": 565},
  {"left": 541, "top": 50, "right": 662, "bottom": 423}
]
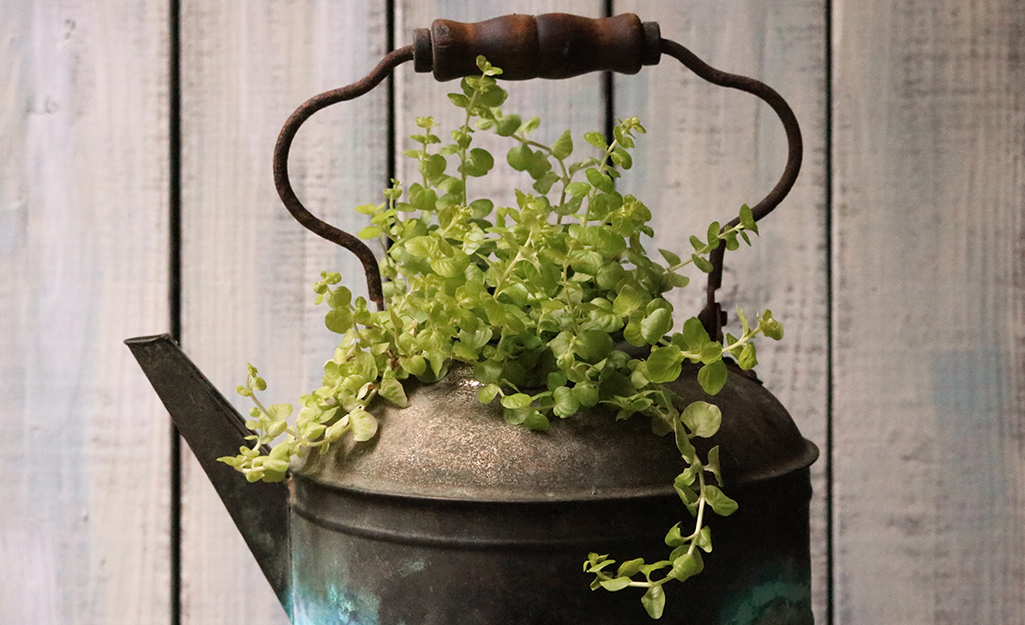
[
  {"left": 658, "top": 40, "right": 803, "bottom": 340},
  {"left": 273, "top": 14, "right": 802, "bottom": 331},
  {"left": 273, "top": 47, "right": 415, "bottom": 309},
  {"left": 413, "top": 13, "right": 661, "bottom": 81}
]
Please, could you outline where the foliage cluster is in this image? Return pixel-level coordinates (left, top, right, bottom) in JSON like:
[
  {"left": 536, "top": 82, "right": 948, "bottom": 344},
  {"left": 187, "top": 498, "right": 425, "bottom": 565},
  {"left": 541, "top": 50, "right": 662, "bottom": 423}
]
[{"left": 220, "top": 57, "right": 782, "bottom": 619}]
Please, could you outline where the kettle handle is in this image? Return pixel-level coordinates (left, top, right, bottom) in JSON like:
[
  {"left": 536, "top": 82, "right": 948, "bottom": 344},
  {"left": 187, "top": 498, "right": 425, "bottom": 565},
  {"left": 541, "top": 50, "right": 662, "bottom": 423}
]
[{"left": 272, "top": 12, "right": 802, "bottom": 340}]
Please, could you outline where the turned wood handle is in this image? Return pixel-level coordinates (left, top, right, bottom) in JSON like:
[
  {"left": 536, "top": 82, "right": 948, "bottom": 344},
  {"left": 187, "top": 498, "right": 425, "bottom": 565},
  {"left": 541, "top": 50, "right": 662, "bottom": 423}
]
[{"left": 414, "top": 13, "right": 662, "bottom": 81}]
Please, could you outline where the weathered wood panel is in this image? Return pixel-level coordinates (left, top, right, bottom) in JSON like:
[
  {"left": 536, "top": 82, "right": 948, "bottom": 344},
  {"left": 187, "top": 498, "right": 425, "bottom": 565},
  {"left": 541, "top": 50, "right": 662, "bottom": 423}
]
[
  {"left": 0, "top": 2, "right": 171, "bottom": 624},
  {"left": 833, "top": 1, "right": 1025, "bottom": 623},
  {"left": 615, "top": 2, "right": 830, "bottom": 621},
  {"left": 179, "top": 2, "right": 388, "bottom": 623}
]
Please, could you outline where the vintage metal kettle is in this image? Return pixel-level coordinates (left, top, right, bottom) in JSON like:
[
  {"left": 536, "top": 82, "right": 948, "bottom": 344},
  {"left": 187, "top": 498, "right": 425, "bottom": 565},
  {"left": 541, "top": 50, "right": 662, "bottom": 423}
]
[{"left": 128, "top": 13, "right": 818, "bottom": 625}]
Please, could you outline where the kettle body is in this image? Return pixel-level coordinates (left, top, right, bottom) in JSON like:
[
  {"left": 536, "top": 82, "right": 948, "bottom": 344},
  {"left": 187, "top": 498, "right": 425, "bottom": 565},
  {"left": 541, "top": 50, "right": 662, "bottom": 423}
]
[{"left": 128, "top": 334, "right": 817, "bottom": 624}]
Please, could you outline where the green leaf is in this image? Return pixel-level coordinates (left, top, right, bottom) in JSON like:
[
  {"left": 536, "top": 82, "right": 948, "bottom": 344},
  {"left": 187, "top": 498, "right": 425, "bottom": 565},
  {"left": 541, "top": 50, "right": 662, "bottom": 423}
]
[
  {"left": 695, "top": 526, "right": 713, "bottom": 552},
  {"left": 700, "top": 342, "right": 723, "bottom": 365},
  {"left": 553, "top": 386, "right": 581, "bottom": 418},
  {"left": 664, "top": 522, "right": 686, "bottom": 547},
  {"left": 399, "top": 354, "right": 426, "bottom": 376},
  {"left": 349, "top": 408, "right": 379, "bottom": 442},
  {"left": 658, "top": 248, "right": 681, "bottom": 266},
  {"left": 703, "top": 484, "right": 739, "bottom": 516},
  {"left": 681, "top": 317, "right": 710, "bottom": 352},
  {"left": 358, "top": 225, "right": 382, "bottom": 239},
  {"left": 697, "top": 360, "right": 727, "bottom": 395},
  {"left": 760, "top": 310, "right": 784, "bottom": 340},
  {"left": 507, "top": 144, "right": 532, "bottom": 171},
  {"left": 552, "top": 129, "right": 574, "bottom": 159},
  {"left": 268, "top": 403, "right": 292, "bottom": 419},
  {"left": 646, "top": 346, "right": 683, "bottom": 383},
  {"left": 613, "top": 284, "right": 646, "bottom": 316},
  {"left": 379, "top": 378, "right": 408, "bottom": 407},
  {"left": 706, "top": 221, "right": 721, "bottom": 246},
  {"left": 641, "top": 585, "right": 666, "bottom": 619},
  {"left": 739, "top": 203, "right": 758, "bottom": 234},
  {"left": 574, "top": 330, "right": 614, "bottom": 363},
  {"left": 495, "top": 114, "right": 521, "bottom": 136},
  {"left": 681, "top": 401, "right": 721, "bottom": 438},
  {"left": 478, "top": 384, "right": 500, "bottom": 404},
  {"left": 585, "top": 168, "right": 614, "bottom": 193},
  {"left": 706, "top": 445, "right": 723, "bottom": 485},
  {"left": 692, "top": 253, "right": 714, "bottom": 273},
  {"left": 422, "top": 154, "right": 447, "bottom": 181},
  {"left": 327, "top": 286, "right": 352, "bottom": 309},
  {"left": 599, "top": 577, "right": 632, "bottom": 592},
  {"left": 447, "top": 93, "right": 469, "bottom": 108},
  {"left": 670, "top": 551, "right": 704, "bottom": 582},
  {"left": 566, "top": 181, "right": 591, "bottom": 198},
  {"left": 584, "top": 131, "right": 607, "bottom": 149},
  {"left": 610, "top": 147, "right": 632, "bottom": 169},
  {"left": 460, "top": 147, "right": 495, "bottom": 177},
  {"left": 573, "top": 382, "right": 600, "bottom": 408},
  {"left": 641, "top": 308, "right": 673, "bottom": 344},
  {"left": 522, "top": 410, "right": 550, "bottom": 432},
  {"left": 501, "top": 393, "right": 532, "bottom": 410},
  {"left": 617, "top": 558, "right": 644, "bottom": 578},
  {"left": 737, "top": 307, "right": 751, "bottom": 335},
  {"left": 624, "top": 316, "right": 645, "bottom": 347},
  {"left": 325, "top": 309, "right": 354, "bottom": 334},
  {"left": 738, "top": 343, "right": 757, "bottom": 370}
]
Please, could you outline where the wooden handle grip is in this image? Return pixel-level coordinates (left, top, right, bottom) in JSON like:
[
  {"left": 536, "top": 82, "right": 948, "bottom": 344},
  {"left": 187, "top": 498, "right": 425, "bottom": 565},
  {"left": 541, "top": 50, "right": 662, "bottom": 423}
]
[{"left": 414, "top": 13, "right": 661, "bottom": 81}]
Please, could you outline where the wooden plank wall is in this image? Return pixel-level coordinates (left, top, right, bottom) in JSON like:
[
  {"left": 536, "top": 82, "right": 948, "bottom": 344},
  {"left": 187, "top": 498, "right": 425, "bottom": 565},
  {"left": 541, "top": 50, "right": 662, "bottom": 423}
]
[
  {"left": 178, "top": 2, "right": 388, "bottom": 623},
  {"left": 832, "top": 1, "right": 1025, "bottom": 623},
  {"left": 2, "top": 1, "right": 1024, "bottom": 624},
  {"left": 0, "top": 1, "right": 172, "bottom": 624}
]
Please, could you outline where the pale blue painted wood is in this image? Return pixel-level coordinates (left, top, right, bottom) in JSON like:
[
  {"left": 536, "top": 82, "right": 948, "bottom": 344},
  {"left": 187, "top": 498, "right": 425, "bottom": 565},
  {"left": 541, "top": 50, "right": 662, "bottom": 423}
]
[
  {"left": 178, "top": 2, "right": 390, "bottom": 624},
  {"left": 833, "top": 0, "right": 1025, "bottom": 623},
  {"left": 0, "top": 1, "right": 171, "bottom": 624}
]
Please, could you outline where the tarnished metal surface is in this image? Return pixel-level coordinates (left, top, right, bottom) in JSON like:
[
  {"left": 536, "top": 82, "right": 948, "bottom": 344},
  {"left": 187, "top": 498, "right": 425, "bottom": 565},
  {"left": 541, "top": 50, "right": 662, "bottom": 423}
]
[
  {"left": 288, "top": 469, "right": 814, "bottom": 624},
  {"left": 297, "top": 361, "right": 816, "bottom": 499},
  {"left": 288, "top": 359, "right": 817, "bottom": 623},
  {"left": 125, "top": 335, "right": 292, "bottom": 607}
]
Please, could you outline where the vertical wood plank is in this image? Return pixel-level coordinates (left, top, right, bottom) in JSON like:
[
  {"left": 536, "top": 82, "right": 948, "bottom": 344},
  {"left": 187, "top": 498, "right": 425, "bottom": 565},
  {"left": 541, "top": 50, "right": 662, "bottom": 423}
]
[
  {"left": 180, "top": 1, "right": 388, "bottom": 622},
  {"left": 833, "top": 1, "right": 1025, "bottom": 623},
  {"left": 0, "top": 2, "right": 171, "bottom": 624},
  {"left": 395, "top": 0, "right": 606, "bottom": 206},
  {"left": 615, "top": 2, "right": 830, "bottom": 621}
]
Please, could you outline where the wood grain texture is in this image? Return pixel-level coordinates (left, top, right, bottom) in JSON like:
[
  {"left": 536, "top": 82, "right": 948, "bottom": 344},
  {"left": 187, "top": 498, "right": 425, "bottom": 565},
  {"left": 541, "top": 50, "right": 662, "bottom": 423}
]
[
  {"left": 179, "top": 2, "right": 388, "bottom": 623},
  {"left": 833, "top": 1, "right": 1025, "bottom": 623},
  {"left": 0, "top": 1, "right": 171, "bottom": 624},
  {"left": 615, "top": 2, "right": 830, "bottom": 621},
  {"left": 395, "top": 0, "right": 605, "bottom": 206}
]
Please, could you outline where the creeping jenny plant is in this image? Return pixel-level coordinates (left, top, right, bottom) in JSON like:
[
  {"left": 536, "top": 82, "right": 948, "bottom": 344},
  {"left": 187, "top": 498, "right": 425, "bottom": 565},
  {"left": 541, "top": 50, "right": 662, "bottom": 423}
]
[{"left": 219, "top": 57, "right": 783, "bottom": 620}]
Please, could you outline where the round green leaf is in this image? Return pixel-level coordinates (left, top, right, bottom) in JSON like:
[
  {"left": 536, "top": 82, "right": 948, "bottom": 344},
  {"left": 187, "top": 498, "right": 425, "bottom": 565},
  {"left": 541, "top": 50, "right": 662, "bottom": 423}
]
[
  {"left": 697, "top": 360, "right": 727, "bottom": 396},
  {"left": 681, "top": 401, "right": 721, "bottom": 438},
  {"left": 641, "top": 308, "right": 673, "bottom": 345},
  {"left": 641, "top": 585, "right": 666, "bottom": 619}
]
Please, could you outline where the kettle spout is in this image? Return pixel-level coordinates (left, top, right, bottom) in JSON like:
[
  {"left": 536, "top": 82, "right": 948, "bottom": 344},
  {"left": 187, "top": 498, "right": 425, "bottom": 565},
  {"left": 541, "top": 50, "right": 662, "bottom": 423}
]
[{"left": 125, "top": 334, "right": 290, "bottom": 608}]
